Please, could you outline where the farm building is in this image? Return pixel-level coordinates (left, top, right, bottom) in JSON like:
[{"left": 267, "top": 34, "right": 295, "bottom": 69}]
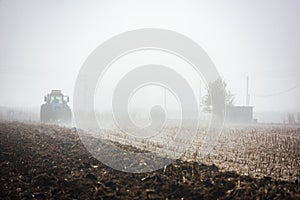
[{"left": 225, "top": 106, "right": 254, "bottom": 124}]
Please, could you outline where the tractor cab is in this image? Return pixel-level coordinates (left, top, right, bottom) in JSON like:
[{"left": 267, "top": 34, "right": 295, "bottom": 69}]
[
  {"left": 40, "top": 90, "right": 72, "bottom": 124},
  {"left": 44, "top": 90, "right": 69, "bottom": 104}
]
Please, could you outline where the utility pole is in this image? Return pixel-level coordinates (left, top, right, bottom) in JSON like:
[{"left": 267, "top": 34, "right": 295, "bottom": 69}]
[{"left": 246, "top": 76, "right": 250, "bottom": 106}]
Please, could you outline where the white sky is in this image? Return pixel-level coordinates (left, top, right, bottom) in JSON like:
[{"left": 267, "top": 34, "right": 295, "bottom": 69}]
[{"left": 0, "top": 0, "right": 300, "bottom": 113}]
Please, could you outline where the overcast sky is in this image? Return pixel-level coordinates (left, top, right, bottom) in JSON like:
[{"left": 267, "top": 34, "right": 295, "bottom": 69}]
[{"left": 0, "top": 0, "right": 299, "bottom": 113}]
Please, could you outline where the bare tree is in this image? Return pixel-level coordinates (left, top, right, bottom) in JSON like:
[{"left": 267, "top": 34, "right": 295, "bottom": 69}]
[{"left": 202, "top": 78, "right": 235, "bottom": 114}]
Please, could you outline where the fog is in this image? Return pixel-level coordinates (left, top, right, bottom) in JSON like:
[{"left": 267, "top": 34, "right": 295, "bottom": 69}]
[{"left": 0, "top": 0, "right": 300, "bottom": 123}]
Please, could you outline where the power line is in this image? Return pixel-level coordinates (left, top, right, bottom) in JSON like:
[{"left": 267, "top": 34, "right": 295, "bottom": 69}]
[{"left": 252, "top": 83, "right": 300, "bottom": 98}]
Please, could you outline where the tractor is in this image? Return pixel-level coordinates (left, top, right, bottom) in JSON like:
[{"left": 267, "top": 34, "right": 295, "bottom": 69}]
[{"left": 40, "top": 90, "right": 72, "bottom": 124}]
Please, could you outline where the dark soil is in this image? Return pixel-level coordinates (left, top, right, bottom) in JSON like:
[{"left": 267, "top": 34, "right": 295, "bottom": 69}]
[{"left": 0, "top": 121, "right": 299, "bottom": 199}]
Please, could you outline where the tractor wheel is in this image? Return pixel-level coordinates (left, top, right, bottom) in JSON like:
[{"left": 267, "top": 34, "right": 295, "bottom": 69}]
[{"left": 40, "top": 104, "right": 49, "bottom": 123}]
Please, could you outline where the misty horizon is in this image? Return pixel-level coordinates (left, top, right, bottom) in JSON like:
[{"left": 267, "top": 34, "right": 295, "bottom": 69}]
[{"left": 1, "top": 0, "right": 300, "bottom": 123}]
